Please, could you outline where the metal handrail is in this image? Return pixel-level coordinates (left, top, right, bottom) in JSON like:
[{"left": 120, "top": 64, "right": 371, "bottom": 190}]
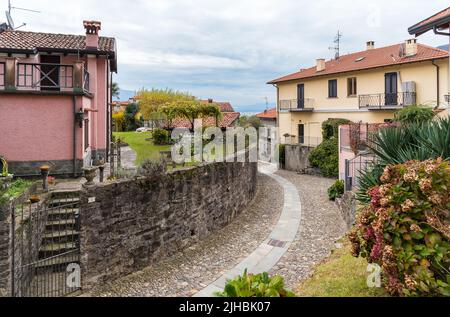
[{"left": 359, "top": 92, "right": 416, "bottom": 109}]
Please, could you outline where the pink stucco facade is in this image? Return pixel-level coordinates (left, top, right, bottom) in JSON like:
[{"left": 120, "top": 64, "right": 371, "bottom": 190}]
[{"left": 0, "top": 21, "right": 115, "bottom": 177}]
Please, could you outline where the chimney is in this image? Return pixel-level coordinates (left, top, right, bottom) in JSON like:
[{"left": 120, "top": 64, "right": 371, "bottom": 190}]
[
  {"left": 316, "top": 59, "right": 325, "bottom": 72},
  {"left": 208, "top": 99, "right": 213, "bottom": 104},
  {"left": 405, "top": 39, "right": 418, "bottom": 57},
  {"left": 366, "top": 41, "right": 375, "bottom": 50},
  {"left": 83, "top": 20, "right": 102, "bottom": 49}
]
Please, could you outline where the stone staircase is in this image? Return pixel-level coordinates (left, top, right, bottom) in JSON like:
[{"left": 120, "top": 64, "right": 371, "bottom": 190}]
[{"left": 37, "top": 191, "right": 81, "bottom": 270}]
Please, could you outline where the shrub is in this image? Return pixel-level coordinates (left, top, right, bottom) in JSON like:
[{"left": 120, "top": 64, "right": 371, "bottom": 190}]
[
  {"left": 394, "top": 105, "right": 436, "bottom": 125},
  {"left": 309, "top": 138, "right": 339, "bottom": 177},
  {"left": 138, "top": 159, "right": 167, "bottom": 178},
  {"left": 328, "top": 180, "right": 345, "bottom": 201},
  {"left": 349, "top": 159, "right": 450, "bottom": 297},
  {"left": 322, "top": 118, "right": 352, "bottom": 140},
  {"left": 153, "top": 128, "right": 170, "bottom": 145},
  {"left": 215, "top": 270, "right": 295, "bottom": 297}
]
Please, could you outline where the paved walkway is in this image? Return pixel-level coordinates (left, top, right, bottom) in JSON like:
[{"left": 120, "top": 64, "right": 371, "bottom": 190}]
[{"left": 194, "top": 163, "right": 301, "bottom": 297}]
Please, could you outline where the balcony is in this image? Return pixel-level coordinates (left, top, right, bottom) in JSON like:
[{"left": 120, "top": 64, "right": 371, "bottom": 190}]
[
  {"left": 0, "top": 61, "right": 91, "bottom": 96},
  {"left": 359, "top": 92, "right": 416, "bottom": 110},
  {"left": 279, "top": 99, "right": 315, "bottom": 112}
]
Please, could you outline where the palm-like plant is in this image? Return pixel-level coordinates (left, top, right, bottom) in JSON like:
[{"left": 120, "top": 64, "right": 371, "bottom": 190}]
[{"left": 357, "top": 117, "right": 450, "bottom": 203}]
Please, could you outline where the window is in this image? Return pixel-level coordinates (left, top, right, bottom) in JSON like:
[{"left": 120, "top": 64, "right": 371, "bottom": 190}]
[
  {"left": 298, "top": 124, "right": 305, "bottom": 144},
  {"left": 328, "top": 80, "right": 338, "bottom": 98},
  {"left": 347, "top": 77, "right": 357, "bottom": 97}
]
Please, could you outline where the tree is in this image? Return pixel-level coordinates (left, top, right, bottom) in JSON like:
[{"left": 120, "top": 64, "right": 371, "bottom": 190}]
[
  {"left": 112, "top": 82, "right": 120, "bottom": 99},
  {"left": 112, "top": 110, "right": 125, "bottom": 132},
  {"left": 124, "top": 103, "right": 141, "bottom": 131},
  {"left": 239, "top": 115, "right": 262, "bottom": 130},
  {"left": 137, "top": 88, "right": 195, "bottom": 120}
]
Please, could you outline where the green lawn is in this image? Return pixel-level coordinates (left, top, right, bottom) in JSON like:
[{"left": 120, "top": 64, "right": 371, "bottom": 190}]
[
  {"left": 296, "top": 239, "right": 388, "bottom": 297},
  {"left": 113, "top": 132, "right": 171, "bottom": 166}
]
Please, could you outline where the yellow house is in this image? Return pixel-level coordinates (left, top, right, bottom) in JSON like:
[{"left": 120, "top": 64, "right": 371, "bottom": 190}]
[{"left": 268, "top": 40, "right": 449, "bottom": 146}]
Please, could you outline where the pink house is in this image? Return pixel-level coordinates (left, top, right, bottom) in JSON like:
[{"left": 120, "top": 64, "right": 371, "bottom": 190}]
[{"left": 0, "top": 21, "right": 117, "bottom": 177}]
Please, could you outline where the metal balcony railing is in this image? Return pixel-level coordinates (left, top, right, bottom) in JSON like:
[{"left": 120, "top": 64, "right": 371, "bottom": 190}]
[
  {"left": 359, "top": 92, "right": 416, "bottom": 109},
  {"left": 279, "top": 99, "right": 315, "bottom": 111},
  {"left": 17, "top": 63, "right": 75, "bottom": 90},
  {"left": 445, "top": 94, "right": 450, "bottom": 103}
]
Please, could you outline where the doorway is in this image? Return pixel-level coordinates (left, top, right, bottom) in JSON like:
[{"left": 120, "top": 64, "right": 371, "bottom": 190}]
[{"left": 40, "top": 55, "right": 61, "bottom": 91}]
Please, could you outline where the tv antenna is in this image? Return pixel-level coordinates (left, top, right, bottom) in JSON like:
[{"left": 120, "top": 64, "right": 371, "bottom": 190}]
[
  {"left": 263, "top": 97, "right": 269, "bottom": 110},
  {"left": 5, "top": 0, "right": 41, "bottom": 30},
  {"left": 329, "top": 30, "right": 343, "bottom": 60}
]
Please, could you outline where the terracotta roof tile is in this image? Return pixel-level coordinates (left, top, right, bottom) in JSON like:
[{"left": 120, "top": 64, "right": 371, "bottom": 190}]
[
  {"left": 170, "top": 112, "right": 240, "bottom": 129},
  {"left": 201, "top": 100, "right": 235, "bottom": 112},
  {"left": 416, "top": 7, "right": 450, "bottom": 28},
  {"left": 268, "top": 43, "right": 448, "bottom": 84},
  {"left": 256, "top": 108, "right": 277, "bottom": 119},
  {"left": 0, "top": 30, "right": 115, "bottom": 54}
]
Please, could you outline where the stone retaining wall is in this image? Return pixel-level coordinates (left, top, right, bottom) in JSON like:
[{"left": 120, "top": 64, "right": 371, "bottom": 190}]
[
  {"left": 335, "top": 191, "right": 358, "bottom": 230},
  {"left": 79, "top": 161, "right": 258, "bottom": 290}
]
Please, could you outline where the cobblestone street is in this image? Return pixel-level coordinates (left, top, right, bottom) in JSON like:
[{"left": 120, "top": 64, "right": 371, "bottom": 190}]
[{"left": 86, "top": 166, "right": 347, "bottom": 297}]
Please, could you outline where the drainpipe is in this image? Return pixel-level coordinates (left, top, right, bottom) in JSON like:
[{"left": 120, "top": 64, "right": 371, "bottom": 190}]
[
  {"left": 272, "top": 84, "right": 280, "bottom": 143},
  {"left": 431, "top": 60, "right": 440, "bottom": 110},
  {"left": 106, "top": 62, "right": 110, "bottom": 161},
  {"left": 73, "top": 95, "right": 78, "bottom": 177}
]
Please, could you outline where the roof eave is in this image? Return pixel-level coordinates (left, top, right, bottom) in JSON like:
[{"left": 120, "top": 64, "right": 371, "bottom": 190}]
[{"left": 408, "top": 15, "right": 450, "bottom": 36}]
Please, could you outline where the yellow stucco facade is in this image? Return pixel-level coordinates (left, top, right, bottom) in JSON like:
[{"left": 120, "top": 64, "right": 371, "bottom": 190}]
[{"left": 275, "top": 59, "right": 449, "bottom": 145}]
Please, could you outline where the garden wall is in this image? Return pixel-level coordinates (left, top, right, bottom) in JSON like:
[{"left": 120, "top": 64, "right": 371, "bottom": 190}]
[
  {"left": 285, "top": 145, "right": 318, "bottom": 173},
  {"left": 79, "top": 161, "right": 258, "bottom": 290}
]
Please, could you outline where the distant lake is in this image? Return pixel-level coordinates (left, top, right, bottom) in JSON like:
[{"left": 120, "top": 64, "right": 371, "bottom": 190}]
[{"left": 239, "top": 112, "right": 259, "bottom": 117}]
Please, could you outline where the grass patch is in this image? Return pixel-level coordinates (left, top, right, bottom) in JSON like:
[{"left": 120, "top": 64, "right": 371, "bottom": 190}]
[
  {"left": 0, "top": 179, "right": 34, "bottom": 205},
  {"left": 113, "top": 132, "right": 171, "bottom": 166},
  {"left": 296, "top": 239, "right": 388, "bottom": 297}
]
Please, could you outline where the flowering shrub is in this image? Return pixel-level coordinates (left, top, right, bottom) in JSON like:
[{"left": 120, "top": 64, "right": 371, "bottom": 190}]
[{"left": 349, "top": 158, "right": 450, "bottom": 297}]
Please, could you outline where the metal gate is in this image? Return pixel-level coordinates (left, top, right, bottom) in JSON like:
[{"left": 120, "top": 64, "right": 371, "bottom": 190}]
[
  {"left": 11, "top": 191, "right": 81, "bottom": 297},
  {"left": 345, "top": 155, "right": 377, "bottom": 192}
]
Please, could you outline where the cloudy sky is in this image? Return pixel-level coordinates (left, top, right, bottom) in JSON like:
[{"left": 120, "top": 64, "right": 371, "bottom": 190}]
[{"left": 3, "top": 0, "right": 449, "bottom": 111}]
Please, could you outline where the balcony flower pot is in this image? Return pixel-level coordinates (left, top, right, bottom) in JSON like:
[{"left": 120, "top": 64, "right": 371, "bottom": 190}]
[{"left": 83, "top": 167, "right": 98, "bottom": 186}]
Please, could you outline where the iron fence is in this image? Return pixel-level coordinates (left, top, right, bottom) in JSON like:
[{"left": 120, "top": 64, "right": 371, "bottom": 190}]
[
  {"left": 345, "top": 154, "right": 377, "bottom": 192},
  {"left": 359, "top": 92, "right": 416, "bottom": 109},
  {"left": 16, "top": 63, "right": 74, "bottom": 91},
  {"left": 279, "top": 99, "right": 315, "bottom": 111},
  {"left": 10, "top": 191, "right": 81, "bottom": 297}
]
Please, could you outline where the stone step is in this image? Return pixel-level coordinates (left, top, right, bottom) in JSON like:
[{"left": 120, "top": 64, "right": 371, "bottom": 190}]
[
  {"left": 39, "top": 242, "right": 77, "bottom": 257},
  {"left": 47, "top": 208, "right": 79, "bottom": 221},
  {"left": 48, "top": 198, "right": 80, "bottom": 208},
  {"left": 46, "top": 219, "right": 77, "bottom": 230},
  {"left": 35, "top": 254, "right": 80, "bottom": 270},
  {"left": 43, "top": 230, "right": 79, "bottom": 240}
]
